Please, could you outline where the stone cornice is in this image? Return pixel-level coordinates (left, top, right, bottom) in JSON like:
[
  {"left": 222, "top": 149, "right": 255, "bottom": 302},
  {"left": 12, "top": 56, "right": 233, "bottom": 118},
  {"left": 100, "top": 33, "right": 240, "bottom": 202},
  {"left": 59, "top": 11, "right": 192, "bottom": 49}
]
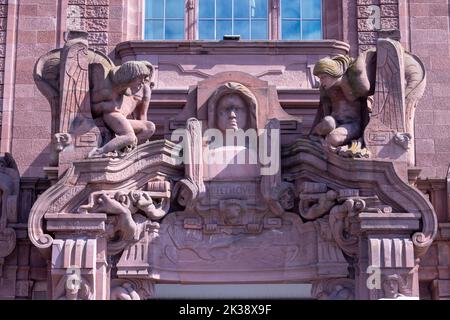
[{"left": 115, "top": 40, "right": 351, "bottom": 59}]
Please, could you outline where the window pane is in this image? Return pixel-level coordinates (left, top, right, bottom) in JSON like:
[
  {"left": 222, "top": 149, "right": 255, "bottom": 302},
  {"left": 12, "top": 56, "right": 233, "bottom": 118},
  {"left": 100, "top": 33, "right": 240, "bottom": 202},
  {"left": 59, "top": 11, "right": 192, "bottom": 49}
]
[
  {"left": 302, "top": 20, "right": 322, "bottom": 40},
  {"left": 281, "top": 0, "right": 300, "bottom": 19},
  {"left": 165, "top": 20, "right": 184, "bottom": 39},
  {"left": 199, "top": 0, "right": 214, "bottom": 18},
  {"left": 234, "top": 19, "right": 250, "bottom": 39},
  {"left": 251, "top": 19, "right": 267, "bottom": 39},
  {"left": 302, "top": 0, "right": 321, "bottom": 19},
  {"left": 217, "top": 0, "right": 232, "bottom": 18},
  {"left": 234, "top": 0, "right": 249, "bottom": 19},
  {"left": 145, "top": 19, "right": 164, "bottom": 39},
  {"left": 282, "top": 20, "right": 301, "bottom": 40},
  {"left": 166, "top": 0, "right": 184, "bottom": 19},
  {"left": 252, "top": 0, "right": 267, "bottom": 19},
  {"left": 217, "top": 20, "right": 233, "bottom": 38},
  {"left": 199, "top": 20, "right": 215, "bottom": 39},
  {"left": 145, "top": 0, "right": 163, "bottom": 19}
]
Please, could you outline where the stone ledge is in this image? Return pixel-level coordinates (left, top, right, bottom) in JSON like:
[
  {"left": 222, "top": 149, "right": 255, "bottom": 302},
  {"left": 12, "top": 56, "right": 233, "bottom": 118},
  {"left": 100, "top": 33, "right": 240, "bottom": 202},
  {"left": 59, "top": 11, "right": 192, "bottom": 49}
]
[{"left": 115, "top": 40, "right": 351, "bottom": 59}]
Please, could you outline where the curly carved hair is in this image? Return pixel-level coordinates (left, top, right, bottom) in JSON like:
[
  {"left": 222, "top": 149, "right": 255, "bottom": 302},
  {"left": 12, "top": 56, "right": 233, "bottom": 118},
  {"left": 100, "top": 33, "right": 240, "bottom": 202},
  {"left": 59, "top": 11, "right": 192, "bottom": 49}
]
[
  {"left": 110, "top": 61, "right": 154, "bottom": 86},
  {"left": 313, "top": 55, "right": 354, "bottom": 78}
]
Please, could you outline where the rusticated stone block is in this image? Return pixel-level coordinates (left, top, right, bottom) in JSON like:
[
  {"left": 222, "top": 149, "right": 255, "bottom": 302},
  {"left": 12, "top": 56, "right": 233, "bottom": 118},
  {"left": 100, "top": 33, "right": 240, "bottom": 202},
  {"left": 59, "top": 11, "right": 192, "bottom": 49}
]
[
  {"left": 358, "top": 31, "right": 377, "bottom": 44},
  {"left": 0, "top": 18, "right": 6, "bottom": 30},
  {"left": 88, "top": 31, "right": 108, "bottom": 45},
  {"left": 0, "top": 58, "right": 5, "bottom": 70},
  {"left": 68, "top": 0, "right": 85, "bottom": 4},
  {"left": 0, "top": 5, "right": 7, "bottom": 18},
  {"left": 381, "top": 18, "right": 399, "bottom": 30},
  {"left": 85, "top": 5, "right": 108, "bottom": 19},
  {"left": 86, "top": 0, "right": 109, "bottom": 5},
  {"left": 67, "top": 4, "right": 85, "bottom": 18},
  {"left": 0, "top": 44, "right": 5, "bottom": 57},
  {"left": 357, "top": 0, "right": 380, "bottom": 5},
  {"left": 380, "top": 4, "right": 398, "bottom": 17},
  {"left": 86, "top": 18, "right": 108, "bottom": 31}
]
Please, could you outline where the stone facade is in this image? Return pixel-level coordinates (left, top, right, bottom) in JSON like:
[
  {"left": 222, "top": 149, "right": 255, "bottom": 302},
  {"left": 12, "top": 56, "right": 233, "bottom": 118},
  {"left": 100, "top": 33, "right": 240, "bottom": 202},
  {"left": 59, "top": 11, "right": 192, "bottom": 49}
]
[{"left": 0, "top": 0, "right": 449, "bottom": 300}]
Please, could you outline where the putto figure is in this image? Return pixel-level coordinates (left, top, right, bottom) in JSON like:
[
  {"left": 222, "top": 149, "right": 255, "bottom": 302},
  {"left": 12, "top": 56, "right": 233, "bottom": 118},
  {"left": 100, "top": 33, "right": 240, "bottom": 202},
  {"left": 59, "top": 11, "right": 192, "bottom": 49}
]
[
  {"left": 34, "top": 31, "right": 157, "bottom": 163},
  {"left": 310, "top": 31, "right": 426, "bottom": 162},
  {"left": 311, "top": 54, "right": 372, "bottom": 149},
  {"left": 89, "top": 61, "right": 156, "bottom": 157}
]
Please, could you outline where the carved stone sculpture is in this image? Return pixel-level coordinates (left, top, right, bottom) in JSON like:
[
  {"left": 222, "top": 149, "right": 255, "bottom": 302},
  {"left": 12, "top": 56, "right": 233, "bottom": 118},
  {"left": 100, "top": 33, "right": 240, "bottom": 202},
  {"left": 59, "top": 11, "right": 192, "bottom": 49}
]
[
  {"left": 0, "top": 153, "right": 19, "bottom": 280},
  {"left": 79, "top": 186, "right": 170, "bottom": 255},
  {"left": 34, "top": 30, "right": 157, "bottom": 171},
  {"left": 55, "top": 274, "right": 93, "bottom": 300},
  {"left": 311, "top": 30, "right": 426, "bottom": 164},
  {"left": 88, "top": 60, "right": 156, "bottom": 157},
  {"left": 110, "top": 282, "right": 140, "bottom": 300},
  {"left": 381, "top": 274, "right": 412, "bottom": 300}
]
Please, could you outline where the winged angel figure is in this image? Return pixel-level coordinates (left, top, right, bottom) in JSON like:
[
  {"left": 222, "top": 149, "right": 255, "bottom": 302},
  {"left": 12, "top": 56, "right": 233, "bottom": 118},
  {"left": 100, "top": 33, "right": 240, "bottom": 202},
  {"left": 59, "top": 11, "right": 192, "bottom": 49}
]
[
  {"left": 310, "top": 33, "right": 426, "bottom": 162},
  {"left": 34, "top": 31, "right": 156, "bottom": 162}
]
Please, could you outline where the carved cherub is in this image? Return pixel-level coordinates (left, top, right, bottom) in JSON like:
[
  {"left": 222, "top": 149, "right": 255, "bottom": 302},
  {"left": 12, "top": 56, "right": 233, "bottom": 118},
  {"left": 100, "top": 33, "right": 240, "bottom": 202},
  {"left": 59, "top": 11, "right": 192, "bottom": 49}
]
[
  {"left": 88, "top": 61, "right": 156, "bottom": 157},
  {"left": 311, "top": 32, "right": 426, "bottom": 163},
  {"left": 310, "top": 53, "right": 374, "bottom": 149}
]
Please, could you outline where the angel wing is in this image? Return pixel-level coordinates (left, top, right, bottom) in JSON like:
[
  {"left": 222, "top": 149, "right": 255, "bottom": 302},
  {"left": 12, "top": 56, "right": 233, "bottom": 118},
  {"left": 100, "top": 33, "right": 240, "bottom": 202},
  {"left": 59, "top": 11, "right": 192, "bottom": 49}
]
[
  {"left": 34, "top": 49, "right": 62, "bottom": 140},
  {"left": 59, "top": 36, "right": 92, "bottom": 135},
  {"left": 404, "top": 52, "right": 426, "bottom": 135},
  {"left": 371, "top": 38, "right": 406, "bottom": 133}
]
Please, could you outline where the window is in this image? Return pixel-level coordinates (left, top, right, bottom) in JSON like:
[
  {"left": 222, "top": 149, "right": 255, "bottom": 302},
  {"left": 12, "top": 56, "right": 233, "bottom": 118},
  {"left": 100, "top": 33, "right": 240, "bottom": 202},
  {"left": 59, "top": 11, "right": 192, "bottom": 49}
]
[
  {"left": 281, "top": 0, "right": 322, "bottom": 40},
  {"left": 144, "top": 0, "right": 185, "bottom": 40},
  {"left": 198, "top": 0, "right": 268, "bottom": 40},
  {"left": 143, "top": 0, "right": 325, "bottom": 41}
]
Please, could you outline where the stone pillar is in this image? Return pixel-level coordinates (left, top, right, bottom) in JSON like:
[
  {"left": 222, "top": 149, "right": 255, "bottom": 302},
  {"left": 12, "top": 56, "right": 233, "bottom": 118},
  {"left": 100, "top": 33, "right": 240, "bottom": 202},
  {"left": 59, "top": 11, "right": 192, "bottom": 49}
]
[
  {"left": 46, "top": 213, "right": 108, "bottom": 300},
  {"left": 356, "top": 212, "right": 421, "bottom": 299}
]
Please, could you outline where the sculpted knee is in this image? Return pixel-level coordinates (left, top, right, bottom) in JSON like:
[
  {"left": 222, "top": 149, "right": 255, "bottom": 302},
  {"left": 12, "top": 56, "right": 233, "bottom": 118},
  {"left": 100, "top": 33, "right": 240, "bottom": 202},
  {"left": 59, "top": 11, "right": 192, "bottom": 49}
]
[
  {"left": 143, "top": 121, "right": 156, "bottom": 138},
  {"left": 326, "top": 130, "right": 346, "bottom": 147},
  {"left": 314, "top": 116, "right": 336, "bottom": 136},
  {"left": 318, "top": 116, "right": 337, "bottom": 135}
]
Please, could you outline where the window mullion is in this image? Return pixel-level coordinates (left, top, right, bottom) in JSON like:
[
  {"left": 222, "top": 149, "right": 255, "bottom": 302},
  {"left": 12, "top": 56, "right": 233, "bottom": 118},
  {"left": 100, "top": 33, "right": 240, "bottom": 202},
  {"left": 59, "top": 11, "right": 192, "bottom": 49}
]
[{"left": 249, "top": 0, "right": 252, "bottom": 40}]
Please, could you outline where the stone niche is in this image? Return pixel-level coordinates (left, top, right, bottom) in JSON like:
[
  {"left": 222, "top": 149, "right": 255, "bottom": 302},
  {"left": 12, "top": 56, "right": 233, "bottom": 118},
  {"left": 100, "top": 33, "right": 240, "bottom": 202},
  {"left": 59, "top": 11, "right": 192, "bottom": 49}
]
[{"left": 28, "top": 31, "right": 437, "bottom": 300}]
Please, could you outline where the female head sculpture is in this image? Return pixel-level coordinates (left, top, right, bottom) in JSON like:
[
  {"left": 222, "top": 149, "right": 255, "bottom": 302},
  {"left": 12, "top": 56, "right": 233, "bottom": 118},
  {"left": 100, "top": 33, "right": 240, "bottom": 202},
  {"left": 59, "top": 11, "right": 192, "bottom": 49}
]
[{"left": 207, "top": 82, "right": 257, "bottom": 132}]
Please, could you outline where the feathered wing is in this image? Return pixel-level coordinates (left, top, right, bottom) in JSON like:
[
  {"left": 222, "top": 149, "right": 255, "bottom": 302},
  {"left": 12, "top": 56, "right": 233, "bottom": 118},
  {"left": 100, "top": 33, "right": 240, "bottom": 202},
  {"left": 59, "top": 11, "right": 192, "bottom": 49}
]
[
  {"left": 33, "top": 49, "right": 62, "bottom": 139},
  {"left": 371, "top": 38, "right": 406, "bottom": 133},
  {"left": 59, "top": 41, "right": 92, "bottom": 135},
  {"left": 404, "top": 52, "right": 426, "bottom": 135}
]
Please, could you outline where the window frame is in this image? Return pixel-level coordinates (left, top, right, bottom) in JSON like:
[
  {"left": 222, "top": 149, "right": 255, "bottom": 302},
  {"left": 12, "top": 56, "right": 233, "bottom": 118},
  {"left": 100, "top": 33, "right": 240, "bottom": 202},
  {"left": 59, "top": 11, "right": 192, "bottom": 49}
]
[
  {"left": 143, "top": 0, "right": 186, "bottom": 40},
  {"left": 279, "top": 0, "right": 323, "bottom": 40},
  {"left": 142, "top": 0, "right": 341, "bottom": 41},
  {"left": 197, "top": 0, "right": 269, "bottom": 40}
]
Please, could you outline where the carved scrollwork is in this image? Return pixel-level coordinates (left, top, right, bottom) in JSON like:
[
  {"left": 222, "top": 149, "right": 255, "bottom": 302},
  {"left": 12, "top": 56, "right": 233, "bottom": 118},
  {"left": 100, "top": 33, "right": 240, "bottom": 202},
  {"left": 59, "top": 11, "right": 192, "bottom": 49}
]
[{"left": 329, "top": 197, "right": 365, "bottom": 257}]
